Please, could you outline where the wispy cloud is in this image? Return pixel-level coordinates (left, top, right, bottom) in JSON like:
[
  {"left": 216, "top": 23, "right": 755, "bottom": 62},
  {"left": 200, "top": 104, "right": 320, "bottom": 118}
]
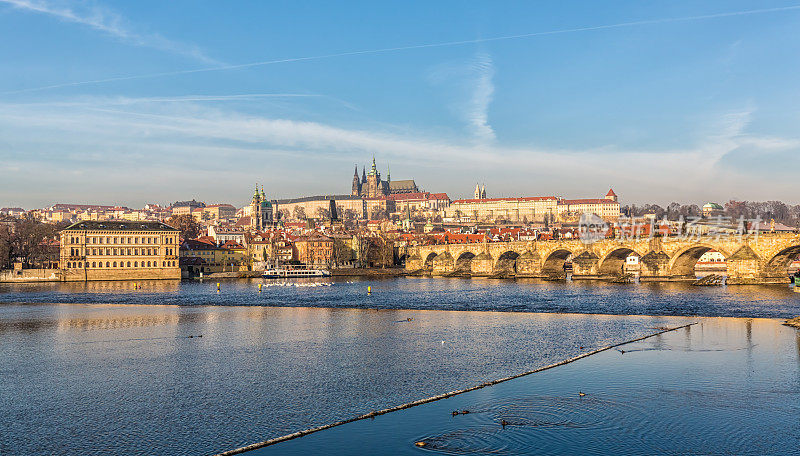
[
  {"left": 1, "top": 97, "right": 798, "bottom": 206},
  {"left": 467, "top": 53, "right": 496, "bottom": 144},
  {"left": 0, "top": 0, "right": 218, "bottom": 64},
  {"left": 428, "top": 52, "right": 496, "bottom": 144},
  {"left": 5, "top": 4, "right": 800, "bottom": 94}
]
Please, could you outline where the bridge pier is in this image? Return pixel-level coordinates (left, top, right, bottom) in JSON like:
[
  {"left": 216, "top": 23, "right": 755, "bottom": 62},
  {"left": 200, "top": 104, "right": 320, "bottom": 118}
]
[
  {"left": 639, "top": 250, "right": 672, "bottom": 280},
  {"left": 571, "top": 250, "right": 600, "bottom": 278},
  {"left": 516, "top": 250, "right": 543, "bottom": 277},
  {"left": 405, "top": 253, "right": 423, "bottom": 272},
  {"left": 431, "top": 251, "right": 454, "bottom": 275},
  {"left": 470, "top": 252, "right": 494, "bottom": 276}
]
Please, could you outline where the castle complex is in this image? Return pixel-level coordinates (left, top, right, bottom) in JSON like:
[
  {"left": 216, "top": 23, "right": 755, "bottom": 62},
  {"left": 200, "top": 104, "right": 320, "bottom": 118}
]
[{"left": 351, "top": 157, "right": 418, "bottom": 198}]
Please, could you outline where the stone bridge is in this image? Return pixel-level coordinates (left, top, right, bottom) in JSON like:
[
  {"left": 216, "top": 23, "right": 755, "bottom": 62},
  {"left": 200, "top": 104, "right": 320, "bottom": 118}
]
[{"left": 402, "top": 233, "right": 800, "bottom": 283}]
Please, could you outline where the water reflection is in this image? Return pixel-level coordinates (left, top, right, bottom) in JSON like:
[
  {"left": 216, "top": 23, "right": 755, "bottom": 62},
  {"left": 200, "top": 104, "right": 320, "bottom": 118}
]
[{"left": 0, "top": 303, "right": 696, "bottom": 456}]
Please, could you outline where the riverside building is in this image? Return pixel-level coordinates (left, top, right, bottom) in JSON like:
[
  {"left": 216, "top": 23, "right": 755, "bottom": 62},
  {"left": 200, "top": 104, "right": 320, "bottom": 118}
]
[
  {"left": 59, "top": 221, "right": 180, "bottom": 281},
  {"left": 446, "top": 188, "right": 620, "bottom": 223}
]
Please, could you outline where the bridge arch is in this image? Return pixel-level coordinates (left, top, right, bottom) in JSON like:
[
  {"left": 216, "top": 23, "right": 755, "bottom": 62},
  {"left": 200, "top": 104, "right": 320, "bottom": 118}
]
[
  {"left": 455, "top": 252, "right": 476, "bottom": 272},
  {"left": 424, "top": 252, "right": 438, "bottom": 270},
  {"left": 669, "top": 244, "right": 728, "bottom": 277},
  {"left": 398, "top": 253, "right": 410, "bottom": 266},
  {"left": 494, "top": 251, "right": 520, "bottom": 273},
  {"left": 764, "top": 244, "right": 800, "bottom": 275},
  {"left": 599, "top": 247, "right": 639, "bottom": 275},
  {"left": 542, "top": 249, "right": 573, "bottom": 274}
]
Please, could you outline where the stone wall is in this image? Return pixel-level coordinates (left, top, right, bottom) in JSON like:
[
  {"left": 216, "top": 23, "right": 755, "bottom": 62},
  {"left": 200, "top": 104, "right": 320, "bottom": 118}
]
[
  {"left": 61, "top": 267, "right": 181, "bottom": 282},
  {"left": 0, "top": 269, "right": 61, "bottom": 283}
]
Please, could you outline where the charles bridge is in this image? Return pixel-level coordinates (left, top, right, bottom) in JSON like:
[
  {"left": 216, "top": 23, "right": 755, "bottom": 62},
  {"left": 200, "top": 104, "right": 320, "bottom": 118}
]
[{"left": 402, "top": 233, "right": 800, "bottom": 284}]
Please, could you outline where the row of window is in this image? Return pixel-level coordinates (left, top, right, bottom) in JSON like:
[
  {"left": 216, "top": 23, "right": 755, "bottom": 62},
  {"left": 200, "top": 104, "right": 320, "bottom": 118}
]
[
  {"left": 66, "top": 260, "right": 177, "bottom": 269},
  {"left": 70, "top": 248, "right": 175, "bottom": 256},
  {"left": 68, "top": 236, "right": 175, "bottom": 245}
]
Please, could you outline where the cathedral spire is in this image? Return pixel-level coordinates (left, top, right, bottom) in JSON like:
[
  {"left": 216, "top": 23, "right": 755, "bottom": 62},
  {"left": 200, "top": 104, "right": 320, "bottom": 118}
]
[
  {"left": 362, "top": 166, "right": 367, "bottom": 183},
  {"left": 369, "top": 155, "right": 378, "bottom": 176},
  {"left": 387, "top": 165, "right": 391, "bottom": 183}
]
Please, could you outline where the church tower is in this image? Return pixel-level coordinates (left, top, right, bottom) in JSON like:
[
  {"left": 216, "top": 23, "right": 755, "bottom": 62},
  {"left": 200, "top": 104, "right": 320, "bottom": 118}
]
[
  {"left": 260, "top": 186, "right": 273, "bottom": 226},
  {"left": 474, "top": 183, "right": 481, "bottom": 199},
  {"left": 250, "top": 184, "right": 261, "bottom": 230},
  {"left": 481, "top": 184, "right": 487, "bottom": 199},
  {"left": 351, "top": 165, "right": 362, "bottom": 196},
  {"left": 365, "top": 156, "right": 382, "bottom": 198}
]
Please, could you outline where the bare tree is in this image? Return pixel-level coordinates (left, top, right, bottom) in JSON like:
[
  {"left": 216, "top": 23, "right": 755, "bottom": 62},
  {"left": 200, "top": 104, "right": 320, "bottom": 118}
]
[
  {"left": 316, "top": 207, "right": 331, "bottom": 220},
  {"left": 354, "top": 231, "right": 374, "bottom": 268},
  {"left": 165, "top": 214, "right": 201, "bottom": 239},
  {"left": 330, "top": 237, "right": 352, "bottom": 267}
]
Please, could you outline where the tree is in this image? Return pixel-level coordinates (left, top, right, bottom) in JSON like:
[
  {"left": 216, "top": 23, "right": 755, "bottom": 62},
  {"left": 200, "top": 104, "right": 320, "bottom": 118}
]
[
  {"left": 354, "top": 231, "right": 375, "bottom": 268},
  {"left": 293, "top": 206, "right": 306, "bottom": 220},
  {"left": 343, "top": 209, "right": 357, "bottom": 221},
  {"left": 369, "top": 206, "right": 387, "bottom": 220},
  {"left": 0, "top": 223, "right": 13, "bottom": 269},
  {"left": 165, "top": 214, "right": 201, "bottom": 240},
  {"left": 316, "top": 207, "right": 331, "bottom": 220},
  {"left": 331, "top": 237, "right": 352, "bottom": 267},
  {"left": 374, "top": 234, "right": 395, "bottom": 267},
  {"left": 0, "top": 215, "right": 64, "bottom": 268}
]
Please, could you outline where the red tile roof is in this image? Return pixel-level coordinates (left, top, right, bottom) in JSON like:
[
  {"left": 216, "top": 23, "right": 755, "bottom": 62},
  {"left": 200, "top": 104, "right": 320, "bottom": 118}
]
[
  {"left": 196, "top": 236, "right": 216, "bottom": 245},
  {"left": 606, "top": 188, "right": 617, "bottom": 197},
  {"left": 559, "top": 199, "right": 618, "bottom": 205}
]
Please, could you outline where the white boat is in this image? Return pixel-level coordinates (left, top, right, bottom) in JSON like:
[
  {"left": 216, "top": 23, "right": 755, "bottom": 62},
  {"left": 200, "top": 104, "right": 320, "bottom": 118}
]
[{"left": 262, "top": 267, "right": 331, "bottom": 279}]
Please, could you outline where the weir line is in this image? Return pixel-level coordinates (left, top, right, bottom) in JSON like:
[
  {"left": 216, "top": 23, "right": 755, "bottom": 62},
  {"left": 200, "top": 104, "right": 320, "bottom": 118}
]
[{"left": 214, "top": 322, "right": 697, "bottom": 456}]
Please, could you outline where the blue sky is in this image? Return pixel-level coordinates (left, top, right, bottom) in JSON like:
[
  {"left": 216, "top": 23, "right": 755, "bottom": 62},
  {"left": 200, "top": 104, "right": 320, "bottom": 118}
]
[{"left": 1, "top": 0, "right": 799, "bottom": 208}]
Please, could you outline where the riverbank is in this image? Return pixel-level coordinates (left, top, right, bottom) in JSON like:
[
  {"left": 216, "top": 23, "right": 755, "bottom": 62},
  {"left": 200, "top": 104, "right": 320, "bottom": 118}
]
[{"left": 330, "top": 267, "right": 406, "bottom": 277}]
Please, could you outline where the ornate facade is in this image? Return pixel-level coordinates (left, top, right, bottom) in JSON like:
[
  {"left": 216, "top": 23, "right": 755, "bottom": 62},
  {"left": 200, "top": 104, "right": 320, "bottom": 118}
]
[
  {"left": 59, "top": 221, "right": 180, "bottom": 281},
  {"left": 351, "top": 157, "right": 418, "bottom": 198},
  {"left": 250, "top": 184, "right": 273, "bottom": 230}
]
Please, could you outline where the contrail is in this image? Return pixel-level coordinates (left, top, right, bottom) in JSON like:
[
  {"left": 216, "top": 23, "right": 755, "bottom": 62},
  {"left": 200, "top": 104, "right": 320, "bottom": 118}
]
[{"left": 4, "top": 5, "right": 799, "bottom": 95}]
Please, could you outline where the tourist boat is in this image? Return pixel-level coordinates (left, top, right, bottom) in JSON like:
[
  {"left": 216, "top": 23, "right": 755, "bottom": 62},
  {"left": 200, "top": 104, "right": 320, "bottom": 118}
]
[{"left": 262, "top": 267, "right": 331, "bottom": 279}]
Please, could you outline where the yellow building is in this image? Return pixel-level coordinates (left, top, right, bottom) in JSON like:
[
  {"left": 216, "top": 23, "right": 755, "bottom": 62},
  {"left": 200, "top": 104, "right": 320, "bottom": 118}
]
[
  {"left": 557, "top": 190, "right": 620, "bottom": 222},
  {"left": 447, "top": 196, "right": 559, "bottom": 222},
  {"left": 60, "top": 221, "right": 180, "bottom": 281},
  {"left": 447, "top": 189, "right": 620, "bottom": 223},
  {"left": 275, "top": 195, "right": 366, "bottom": 220},
  {"left": 203, "top": 204, "right": 237, "bottom": 220}
]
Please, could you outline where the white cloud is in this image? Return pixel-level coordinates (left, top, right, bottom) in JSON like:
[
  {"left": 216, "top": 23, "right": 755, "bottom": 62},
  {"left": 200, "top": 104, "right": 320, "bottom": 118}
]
[
  {"left": 0, "top": 97, "right": 797, "bottom": 206},
  {"left": 428, "top": 52, "right": 496, "bottom": 144},
  {"left": 0, "top": 0, "right": 218, "bottom": 63},
  {"left": 467, "top": 52, "right": 496, "bottom": 144}
]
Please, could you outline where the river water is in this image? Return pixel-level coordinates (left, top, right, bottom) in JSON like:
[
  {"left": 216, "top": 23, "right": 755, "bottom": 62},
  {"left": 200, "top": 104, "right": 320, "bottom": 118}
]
[{"left": 0, "top": 278, "right": 798, "bottom": 455}]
